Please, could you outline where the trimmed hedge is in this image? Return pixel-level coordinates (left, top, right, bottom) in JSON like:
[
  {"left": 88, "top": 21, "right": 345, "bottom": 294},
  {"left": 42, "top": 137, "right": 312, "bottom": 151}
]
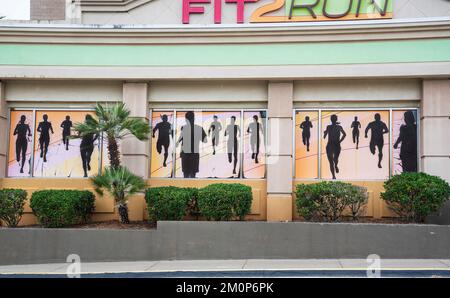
[
  {"left": 0, "top": 189, "right": 28, "bottom": 227},
  {"left": 198, "top": 183, "right": 252, "bottom": 221},
  {"left": 381, "top": 172, "right": 450, "bottom": 223},
  {"left": 145, "top": 187, "right": 196, "bottom": 221},
  {"left": 30, "top": 190, "right": 95, "bottom": 228},
  {"left": 295, "top": 181, "right": 368, "bottom": 222}
]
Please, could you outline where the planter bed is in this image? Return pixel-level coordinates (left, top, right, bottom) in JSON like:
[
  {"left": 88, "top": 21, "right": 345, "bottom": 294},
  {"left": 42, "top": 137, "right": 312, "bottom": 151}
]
[{"left": 0, "top": 221, "right": 449, "bottom": 265}]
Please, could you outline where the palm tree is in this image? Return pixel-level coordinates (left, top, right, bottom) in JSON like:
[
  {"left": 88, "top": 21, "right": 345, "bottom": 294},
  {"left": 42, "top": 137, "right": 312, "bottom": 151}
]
[
  {"left": 74, "top": 102, "right": 150, "bottom": 223},
  {"left": 91, "top": 166, "right": 145, "bottom": 224},
  {"left": 74, "top": 102, "right": 150, "bottom": 168}
]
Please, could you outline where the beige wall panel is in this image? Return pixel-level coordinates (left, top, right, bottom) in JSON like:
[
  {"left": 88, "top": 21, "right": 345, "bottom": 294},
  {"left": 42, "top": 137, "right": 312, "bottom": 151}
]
[
  {"left": 267, "top": 194, "right": 293, "bottom": 222},
  {"left": 421, "top": 157, "right": 450, "bottom": 183},
  {"left": 294, "top": 79, "right": 422, "bottom": 102},
  {"left": 421, "top": 117, "right": 450, "bottom": 156},
  {"left": 422, "top": 79, "right": 450, "bottom": 117},
  {"left": 268, "top": 118, "right": 292, "bottom": 156},
  {"left": 268, "top": 82, "right": 293, "bottom": 117},
  {"left": 122, "top": 155, "right": 149, "bottom": 178},
  {"left": 148, "top": 81, "right": 267, "bottom": 103},
  {"left": 123, "top": 83, "right": 149, "bottom": 118},
  {"left": 267, "top": 155, "right": 292, "bottom": 194},
  {"left": 5, "top": 80, "right": 122, "bottom": 103}
]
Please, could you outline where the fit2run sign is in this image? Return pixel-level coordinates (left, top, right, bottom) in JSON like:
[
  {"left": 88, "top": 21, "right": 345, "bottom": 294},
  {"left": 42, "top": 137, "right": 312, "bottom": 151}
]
[{"left": 182, "top": 0, "right": 393, "bottom": 24}]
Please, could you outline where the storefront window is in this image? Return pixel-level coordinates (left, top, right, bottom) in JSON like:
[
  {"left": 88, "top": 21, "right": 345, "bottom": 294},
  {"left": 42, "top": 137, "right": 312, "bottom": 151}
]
[
  {"left": 243, "top": 111, "right": 267, "bottom": 179},
  {"left": 7, "top": 109, "right": 105, "bottom": 178},
  {"left": 7, "top": 110, "right": 34, "bottom": 177},
  {"left": 295, "top": 109, "right": 418, "bottom": 180},
  {"left": 32, "top": 110, "right": 101, "bottom": 178},
  {"left": 150, "top": 109, "right": 266, "bottom": 179},
  {"left": 295, "top": 110, "right": 319, "bottom": 179},
  {"left": 392, "top": 110, "right": 418, "bottom": 175},
  {"left": 321, "top": 110, "right": 390, "bottom": 180},
  {"left": 151, "top": 110, "right": 175, "bottom": 178}
]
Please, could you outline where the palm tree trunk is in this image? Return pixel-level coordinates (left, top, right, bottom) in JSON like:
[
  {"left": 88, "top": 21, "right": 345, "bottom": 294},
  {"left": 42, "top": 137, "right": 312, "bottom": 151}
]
[
  {"left": 107, "top": 136, "right": 121, "bottom": 168},
  {"left": 118, "top": 203, "right": 130, "bottom": 224}
]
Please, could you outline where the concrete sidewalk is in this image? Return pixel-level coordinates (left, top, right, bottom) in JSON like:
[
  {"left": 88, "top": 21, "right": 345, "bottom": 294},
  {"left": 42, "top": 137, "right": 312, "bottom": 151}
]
[{"left": 0, "top": 259, "right": 449, "bottom": 275}]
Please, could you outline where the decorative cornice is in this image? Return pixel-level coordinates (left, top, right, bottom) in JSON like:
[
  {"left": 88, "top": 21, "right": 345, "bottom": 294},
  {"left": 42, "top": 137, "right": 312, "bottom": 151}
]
[
  {"left": 77, "top": 0, "right": 155, "bottom": 12},
  {"left": 0, "top": 18, "right": 450, "bottom": 45}
]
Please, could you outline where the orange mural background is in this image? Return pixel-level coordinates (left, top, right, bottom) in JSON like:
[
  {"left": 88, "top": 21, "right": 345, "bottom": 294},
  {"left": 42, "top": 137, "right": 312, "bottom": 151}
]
[
  {"left": 295, "top": 111, "right": 319, "bottom": 179},
  {"left": 320, "top": 110, "right": 390, "bottom": 180},
  {"left": 150, "top": 111, "right": 174, "bottom": 178},
  {"left": 32, "top": 110, "right": 100, "bottom": 178}
]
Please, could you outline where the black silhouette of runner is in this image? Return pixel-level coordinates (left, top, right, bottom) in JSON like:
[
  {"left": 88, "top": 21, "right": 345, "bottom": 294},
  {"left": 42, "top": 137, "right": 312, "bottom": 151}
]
[
  {"left": 208, "top": 115, "right": 222, "bottom": 155},
  {"left": 365, "top": 113, "right": 389, "bottom": 169},
  {"left": 324, "top": 114, "right": 346, "bottom": 180},
  {"left": 60, "top": 115, "right": 72, "bottom": 151},
  {"left": 37, "top": 114, "right": 54, "bottom": 163},
  {"left": 225, "top": 116, "right": 241, "bottom": 175},
  {"left": 247, "top": 115, "right": 263, "bottom": 164},
  {"left": 152, "top": 114, "right": 172, "bottom": 167},
  {"left": 13, "top": 115, "right": 32, "bottom": 174},
  {"left": 176, "top": 111, "right": 207, "bottom": 178},
  {"left": 393, "top": 111, "right": 417, "bottom": 172},
  {"left": 300, "top": 116, "right": 313, "bottom": 152},
  {"left": 79, "top": 115, "right": 98, "bottom": 178},
  {"left": 351, "top": 116, "right": 361, "bottom": 149}
]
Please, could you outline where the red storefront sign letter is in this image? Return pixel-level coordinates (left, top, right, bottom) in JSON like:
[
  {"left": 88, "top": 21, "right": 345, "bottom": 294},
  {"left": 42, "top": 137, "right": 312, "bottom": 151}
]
[
  {"left": 225, "top": 0, "right": 257, "bottom": 23},
  {"left": 183, "top": 0, "right": 211, "bottom": 24}
]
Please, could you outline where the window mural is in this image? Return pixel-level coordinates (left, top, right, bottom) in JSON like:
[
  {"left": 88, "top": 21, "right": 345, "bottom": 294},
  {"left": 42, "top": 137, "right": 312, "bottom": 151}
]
[
  {"left": 32, "top": 111, "right": 101, "bottom": 178},
  {"left": 150, "top": 109, "right": 265, "bottom": 179},
  {"left": 7, "top": 110, "right": 34, "bottom": 177},
  {"left": 320, "top": 111, "right": 390, "bottom": 180},
  {"left": 173, "top": 110, "right": 242, "bottom": 179},
  {"left": 392, "top": 110, "right": 418, "bottom": 175},
  {"left": 295, "top": 109, "right": 418, "bottom": 180},
  {"left": 243, "top": 111, "right": 266, "bottom": 179},
  {"left": 295, "top": 110, "right": 319, "bottom": 179},
  {"left": 151, "top": 111, "right": 174, "bottom": 178}
]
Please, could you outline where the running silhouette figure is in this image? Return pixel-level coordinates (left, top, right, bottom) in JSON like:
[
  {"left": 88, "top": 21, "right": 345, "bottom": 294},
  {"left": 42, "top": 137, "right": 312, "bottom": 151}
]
[
  {"left": 37, "top": 114, "right": 54, "bottom": 163},
  {"left": 324, "top": 114, "right": 346, "bottom": 180},
  {"left": 225, "top": 116, "right": 241, "bottom": 175},
  {"left": 60, "top": 115, "right": 72, "bottom": 151},
  {"left": 152, "top": 114, "right": 172, "bottom": 167},
  {"left": 13, "top": 115, "right": 32, "bottom": 174},
  {"left": 208, "top": 115, "right": 222, "bottom": 155},
  {"left": 393, "top": 111, "right": 417, "bottom": 172},
  {"left": 247, "top": 115, "right": 263, "bottom": 164},
  {"left": 351, "top": 116, "right": 361, "bottom": 149},
  {"left": 300, "top": 116, "right": 313, "bottom": 151},
  {"left": 176, "top": 111, "right": 207, "bottom": 178},
  {"left": 79, "top": 115, "right": 98, "bottom": 178},
  {"left": 365, "top": 113, "right": 389, "bottom": 169}
]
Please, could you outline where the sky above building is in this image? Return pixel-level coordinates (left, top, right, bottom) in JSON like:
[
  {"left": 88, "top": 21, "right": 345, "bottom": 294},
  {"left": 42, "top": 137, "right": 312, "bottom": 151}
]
[{"left": 0, "top": 0, "right": 30, "bottom": 20}]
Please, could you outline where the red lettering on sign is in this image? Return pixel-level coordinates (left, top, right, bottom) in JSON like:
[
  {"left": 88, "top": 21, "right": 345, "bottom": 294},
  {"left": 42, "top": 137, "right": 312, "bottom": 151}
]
[
  {"left": 182, "top": 0, "right": 211, "bottom": 24},
  {"left": 225, "top": 0, "right": 258, "bottom": 23}
]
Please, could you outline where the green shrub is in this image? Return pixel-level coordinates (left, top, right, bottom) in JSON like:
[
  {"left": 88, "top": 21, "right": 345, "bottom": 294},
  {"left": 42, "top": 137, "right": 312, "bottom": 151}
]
[
  {"left": 198, "top": 183, "right": 252, "bottom": 221},
  {"left": 145, "top": 187, "right": 195, "bottom": 221},
  {"left": 0, "top": 189, "right": 28, "bottom": 227},
  {"left": 295, "top": 182, "right": 368, "bottom": 222},
  {"left": 381, "top": 172, "right": 450, "bottom": 223},
  {"left": 347, "top": 185, "right": 369, "bottom": 221},
  {"left": 30, "top": 190, "right": 95, "bottom": 228}
]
